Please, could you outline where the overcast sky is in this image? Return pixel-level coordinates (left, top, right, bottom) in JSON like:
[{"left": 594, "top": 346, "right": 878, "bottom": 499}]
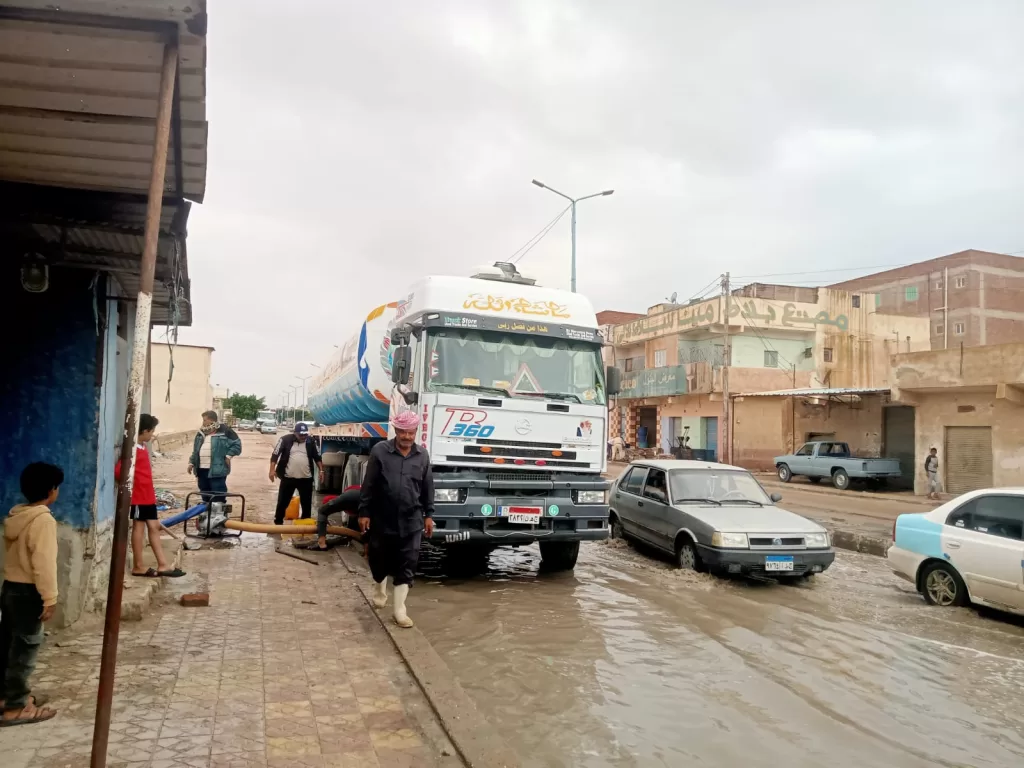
[{"left": 160, "top": 0, "right": 1024, "bottom": 404}]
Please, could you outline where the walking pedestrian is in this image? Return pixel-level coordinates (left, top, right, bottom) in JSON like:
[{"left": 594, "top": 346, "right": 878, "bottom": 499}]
[
  {"left": 188, "top": 411, "right": 242, "bottom": 505},
  {"left": 358, "top": 410, "right": 435, "bottom": 629},
  {"left": 270, "top": 423, "right": 324, "bottom": 524},
  {"left": 925, "top": 447, "right": 941, "bottom": 500},
  {"left": 1, "top": 462, "right": 63, "bottom": 726}
]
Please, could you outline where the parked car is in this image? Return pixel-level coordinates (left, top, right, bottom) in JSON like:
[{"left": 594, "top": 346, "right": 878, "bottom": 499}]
[
  {"left": 260, "top": 421, "right": 278, "bottom": 435},
  {"left": 238, "top": 420, "right": 255, "bottom": 431},
  {"left": 888, "top": 488, "right": 1024, "bottom": 616},
  {"left": 774, "top": 441, "right": 901, "bottom": 490},
  {"left": 609, "top": 460, "right": 835, "bottom": 578}
]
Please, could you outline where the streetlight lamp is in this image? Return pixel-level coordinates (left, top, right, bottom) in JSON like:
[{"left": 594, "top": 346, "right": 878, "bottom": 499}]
[
  {"left": 289, "top": 384, "right": 301, "bottom": 425},
  {"left": 531, "top": 179, "right": 614, "bottom": 293},
  {"left": 295, "top": 375, "right": 313, "bottom": 423}
]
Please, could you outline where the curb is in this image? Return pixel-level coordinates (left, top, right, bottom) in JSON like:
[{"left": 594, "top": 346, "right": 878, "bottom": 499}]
[
  {"left": 756, "top": 476, "right": 937, "bottom": 508},
  {"left": 337, "top": 547, "right": 521, "bottom": 768},
  {"left": 825, "top": 528, "right": 890, "bottom": 558}
]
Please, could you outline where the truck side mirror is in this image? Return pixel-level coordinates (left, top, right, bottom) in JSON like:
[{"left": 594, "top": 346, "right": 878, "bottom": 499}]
[
  {"left": 606, "top": 366, "right": 622, "bottom": 396},
  {"left": 391, "top": 346, "right": 411, "bottom": 386}
]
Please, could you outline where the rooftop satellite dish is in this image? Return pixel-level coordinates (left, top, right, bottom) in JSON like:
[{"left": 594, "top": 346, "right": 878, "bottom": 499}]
[{"left": 668, "top": 292, "right": 678, "bottom": 304}]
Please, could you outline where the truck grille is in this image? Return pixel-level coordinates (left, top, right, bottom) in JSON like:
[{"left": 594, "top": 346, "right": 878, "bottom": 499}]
[
  {"left": 465, "top": 446, "right": 577, "bottom": 460},
  {"left": 476, "top": 438, "right": 562, "bottom": 449},
  {"left": 452, "top": 456, "right": 587, "bottom": 468}
]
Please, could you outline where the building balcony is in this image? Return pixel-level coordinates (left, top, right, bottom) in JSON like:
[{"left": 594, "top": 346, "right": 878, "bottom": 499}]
[{"left": 618, "top": 365, "right": 689, "bottom": 399}]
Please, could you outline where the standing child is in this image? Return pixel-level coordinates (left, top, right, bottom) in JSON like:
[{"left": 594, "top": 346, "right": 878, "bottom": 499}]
[
  {"left": 117, "top": 414, "right": 185, "bottom": 579},
  {"left": 1, "top": 462, "right": 63, "bottom": 726}
]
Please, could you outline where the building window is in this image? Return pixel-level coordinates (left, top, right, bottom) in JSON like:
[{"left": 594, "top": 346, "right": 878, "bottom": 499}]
[
  {"left": 936, "top": 324, "right": 944, "bottom": 335},
  {"left": 954, "top": 322, "right": 965, "bottom": 335},
  {"left": 654, "top": 349, "right": 667, "bottom": 368},
  {"left": 955, "top": 276, "right": 967, "bottom": 289},
  {"left": 764, "top": 350, "right": 778, "bottom": 368},
  {"left": 935, "top": 279, "right": 943, "bottom": 290},
  {"left": 851, "top": 294, "right": 860, "bottom": 308},
  {"left": 823, "top": 348, "right": 834, "bottom": 363},
  {"left": 875, "top": 293, "right": 882, "bottom": 308},
  {"left": 624, "top": 358, "right": 634, "bottom": 372},
  {"left": 905, "top": 285, "right": 919, "bottom": 301}
]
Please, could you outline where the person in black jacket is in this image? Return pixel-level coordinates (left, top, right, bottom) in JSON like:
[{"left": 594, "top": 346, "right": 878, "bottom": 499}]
[
  {"left": 358, "top": 410, "right": 434, "bottom": 628},
  {"left": 269, "top": 423, "right": 324, "bottom": 524}
]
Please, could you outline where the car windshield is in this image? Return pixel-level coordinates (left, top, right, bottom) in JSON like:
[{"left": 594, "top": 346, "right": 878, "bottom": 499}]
[
  {"left": 669, "top": 469, "right": 773, "bottom": 505},
  {"left": 425, "top": 329, "right": 607, "bottom": 405}
]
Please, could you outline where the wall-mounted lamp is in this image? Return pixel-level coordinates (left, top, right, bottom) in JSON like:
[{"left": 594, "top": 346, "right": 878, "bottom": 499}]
[{"left": 21, "top": 253, "right": 49, "bottom": 293}]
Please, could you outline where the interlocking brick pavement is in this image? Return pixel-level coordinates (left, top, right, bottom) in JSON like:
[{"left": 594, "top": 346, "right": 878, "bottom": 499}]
[{"left": 1, "top": 434, "right": 461, "bottom": 768}]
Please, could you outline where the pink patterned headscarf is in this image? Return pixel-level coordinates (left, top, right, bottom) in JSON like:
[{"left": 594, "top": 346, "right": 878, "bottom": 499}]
[{"left": 391, "top": 410, "right": 420, "bottom": 431}]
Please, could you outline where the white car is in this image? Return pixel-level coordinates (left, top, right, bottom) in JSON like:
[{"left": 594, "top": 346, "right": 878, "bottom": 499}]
[{"left": 888, "top": 488, "right": 1024, "bottom": 616}]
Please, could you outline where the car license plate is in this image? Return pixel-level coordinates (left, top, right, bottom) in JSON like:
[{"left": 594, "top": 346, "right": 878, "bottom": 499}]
[
  {"left": 502, "top": 505, "right": 543, "bottom": 524},
  {"left": 765, "top": 555, "right": 794, "bottom": 572}
]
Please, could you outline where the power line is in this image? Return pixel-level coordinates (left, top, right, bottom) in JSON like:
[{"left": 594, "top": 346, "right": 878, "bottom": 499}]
[{"left": 510, "top": 204, "right": 572, "bottom": 264}]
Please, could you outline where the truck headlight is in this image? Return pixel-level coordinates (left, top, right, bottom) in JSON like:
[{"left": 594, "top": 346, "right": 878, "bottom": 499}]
[
  {"left": 711, "top": 532, "right": 749, "bottom": 548},
  {"left": 575, "top": 490, "right": 607, "bottom": 504},
  {"left": 434, "top": 489, "right": 460, "bottom": 503},
  {"left": 804, "top": 532, "right": 829, "bottom": 548}
]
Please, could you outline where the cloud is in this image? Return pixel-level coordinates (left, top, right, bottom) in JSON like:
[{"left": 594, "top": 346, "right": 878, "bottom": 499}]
[{"left": 165, "top": 0, "right": 1024, "bottom": 400}]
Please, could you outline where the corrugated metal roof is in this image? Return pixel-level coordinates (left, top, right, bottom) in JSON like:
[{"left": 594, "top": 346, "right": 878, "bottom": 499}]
[
  {"left": 0, "top": 1, "right": 208, "bottom": 201},
  {"left": 1, "top": 181, "right": 192, "bottom": 325},
  {"left": 735, "top": 387, "right": 891, "bottom": 397}
]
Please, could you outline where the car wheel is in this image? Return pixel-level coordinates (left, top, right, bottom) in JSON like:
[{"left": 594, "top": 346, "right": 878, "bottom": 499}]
[
  {"left": 674, "top": 538, "right": 704, "bottom": 572},
  {"left": 921, "top": 562, "right": 968, "bottom": 607},
  {"left": 609, "top": 513, "right": 624, "bottom": 540},
  {"left": 777, "top": 464, "right": 792, "bottom": 483},
  {"left": 832, "top": 468, "right": 850, "bottom": 490}
]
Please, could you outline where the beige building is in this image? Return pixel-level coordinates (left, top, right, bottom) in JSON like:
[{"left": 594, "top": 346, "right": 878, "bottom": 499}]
[
  {"left": 891, "top": 343, "right": 1024, "bottom": 495},
  {"left": 149, "top": 342, "right": 214, "bottom": 436},
  {"left": 607, "top": 285, "right": 929, "bottom": 468}
]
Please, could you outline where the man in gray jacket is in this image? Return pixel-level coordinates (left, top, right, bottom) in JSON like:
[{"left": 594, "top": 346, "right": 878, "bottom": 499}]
[{"left": 358, "top": 410, "right": 434, "bottom": 628}]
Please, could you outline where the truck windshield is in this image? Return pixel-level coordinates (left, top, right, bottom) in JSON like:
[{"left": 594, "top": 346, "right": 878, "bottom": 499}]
[
  {"left": 425, "top": 329, "right": 607, "bottom": 405},
  {"left": 669, "top": 469, "right": 773, "bottom": 505}
]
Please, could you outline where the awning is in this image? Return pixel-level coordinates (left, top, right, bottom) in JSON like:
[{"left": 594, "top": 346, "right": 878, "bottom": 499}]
[{"left": 734, "top": 387, "right": 891, "bottom": 398}]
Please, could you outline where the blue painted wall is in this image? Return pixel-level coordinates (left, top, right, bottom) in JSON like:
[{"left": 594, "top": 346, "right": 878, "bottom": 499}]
[{"left": 0, "top": 268, "right": 110, "bottom": 528}]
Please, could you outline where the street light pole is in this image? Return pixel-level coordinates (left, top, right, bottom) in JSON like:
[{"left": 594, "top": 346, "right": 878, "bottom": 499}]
[
  {"left": 295, "top": 375, "right": 312, "bottom": 422},
  {"left": 532, "top": 179, "right": 613, "bottom": 293},
  {"left": 289, "top": 384, "right": 301, "bottom": 425}
]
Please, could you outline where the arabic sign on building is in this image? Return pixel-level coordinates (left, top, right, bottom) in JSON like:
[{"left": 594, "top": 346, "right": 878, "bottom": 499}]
[
  {"left": 618, "top": 365, "right": 689, "bottom": 399},
  {"left": 463, "top": 293, "right": 571, "bottom": 319},
  {"left": 611, "top": 297, "right": 849, "bottom": 346}
]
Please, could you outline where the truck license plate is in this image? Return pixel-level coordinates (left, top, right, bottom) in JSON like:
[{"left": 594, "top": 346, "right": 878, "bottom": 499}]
[
  {"left": 502, "top": 505, "right": 543, "bottom": 524},
  {"left": 765, "top": 556, "right": 794, "bottom": 572}
]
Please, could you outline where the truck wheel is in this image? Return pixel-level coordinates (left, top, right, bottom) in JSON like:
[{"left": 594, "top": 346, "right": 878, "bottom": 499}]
[
  {"left": 832, "top": 468, "right": 850, "bottom": 490},
  {"left": 539, "top": 541, "right": 580, "bottom": 571},
  {"left": 777, "top": 464, "right": 792, "bottom": 483}
]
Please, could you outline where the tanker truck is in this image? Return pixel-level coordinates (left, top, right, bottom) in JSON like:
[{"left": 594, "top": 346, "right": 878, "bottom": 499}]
[{"left": 308, "top": 262, "right": 621, "bottom": 572}]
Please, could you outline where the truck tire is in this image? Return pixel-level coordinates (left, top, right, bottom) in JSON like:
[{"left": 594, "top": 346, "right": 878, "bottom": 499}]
[
  {"left": 539, "top": 541, "right": 580, "bottom": 571},
  {"left": 777, "top": 464, "right": 792, "bottom": 483},
  {"left": 832, "top": 468, "right": 850, "bottom": 490}
]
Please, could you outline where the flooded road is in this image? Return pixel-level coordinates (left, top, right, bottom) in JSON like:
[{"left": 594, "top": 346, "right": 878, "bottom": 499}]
[{"left": 414, "top": 541, "right": 1024, "bottom": 768}]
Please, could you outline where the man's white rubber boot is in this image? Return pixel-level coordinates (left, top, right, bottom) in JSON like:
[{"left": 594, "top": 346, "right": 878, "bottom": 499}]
[
  {"left": 371, "top": 577, "right": 389, "bottom": 609},
  {"left": 393, "top": 584, "right": 414, "bottom": 628}
]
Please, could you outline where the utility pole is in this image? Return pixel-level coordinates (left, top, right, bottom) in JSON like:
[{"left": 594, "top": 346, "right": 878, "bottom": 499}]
[
  {"left": 531, "top": 179, "right": 614, "bottom": 293},
  {"left": 295, "top": 375, "right": 312, "bottom": 422},
  {"left": 721, "top": 272, "right": 732, "bottom": 465},
  {"left": 290, "top": 384, "right": 301, "bottom": 425}
]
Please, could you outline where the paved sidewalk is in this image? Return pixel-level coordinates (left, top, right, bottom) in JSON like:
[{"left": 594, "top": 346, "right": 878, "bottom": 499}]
[{"left": 2, "top": 434, "right": 461, "bottom": 768}]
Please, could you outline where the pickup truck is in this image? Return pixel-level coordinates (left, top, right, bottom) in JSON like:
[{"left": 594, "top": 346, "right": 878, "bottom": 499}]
[{"left": 774, "top": 441, "right": 902, "bottom": 490}]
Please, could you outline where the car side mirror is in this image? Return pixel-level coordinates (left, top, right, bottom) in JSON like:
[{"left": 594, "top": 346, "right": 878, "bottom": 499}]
[
  {"left": 606, "top": 366, "right": 622, "bottom": 396},
  {"left": 391, "top": 346, "right": 411, "bottom": 386},
  {"left": 770, "top": 492, "right": 782, "bottom": 503}
]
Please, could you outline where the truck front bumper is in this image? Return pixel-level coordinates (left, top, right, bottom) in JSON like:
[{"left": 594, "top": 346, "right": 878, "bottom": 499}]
[{"left": 696, "top": 545, "right": 836, "bottom": 576}]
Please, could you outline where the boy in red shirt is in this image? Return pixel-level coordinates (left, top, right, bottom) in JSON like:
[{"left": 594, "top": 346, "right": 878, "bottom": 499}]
[{"left": 116, "top": 414, "right": 185, "bottom": 578}]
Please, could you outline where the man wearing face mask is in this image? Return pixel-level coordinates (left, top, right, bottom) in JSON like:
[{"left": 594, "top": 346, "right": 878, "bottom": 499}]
[
  {"left": 358, "top": 410, "right": 434, "bottom": 629},
  {"left": 270, "top": 422, "right": 325, "bottom": 524}
]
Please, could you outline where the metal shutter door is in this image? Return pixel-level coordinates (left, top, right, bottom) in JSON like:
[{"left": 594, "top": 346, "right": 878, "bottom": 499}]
[{"left": 944, "top": 427, "right": 993, "bottom": 495}]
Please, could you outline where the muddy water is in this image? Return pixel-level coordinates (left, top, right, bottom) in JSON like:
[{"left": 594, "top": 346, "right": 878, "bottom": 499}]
[{"left": 414, "top": 541, "right": 1024, "bottom": 768}]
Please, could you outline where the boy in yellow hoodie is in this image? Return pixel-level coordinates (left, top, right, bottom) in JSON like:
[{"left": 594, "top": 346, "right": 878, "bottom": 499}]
[{"left": 0, "top": 462, "right": 62, "bottom": 726}]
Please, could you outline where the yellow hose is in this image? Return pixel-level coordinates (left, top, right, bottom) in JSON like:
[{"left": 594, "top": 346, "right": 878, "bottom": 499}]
[{"left": 222, "top": 520, "right": 362, "bottom": 541}]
